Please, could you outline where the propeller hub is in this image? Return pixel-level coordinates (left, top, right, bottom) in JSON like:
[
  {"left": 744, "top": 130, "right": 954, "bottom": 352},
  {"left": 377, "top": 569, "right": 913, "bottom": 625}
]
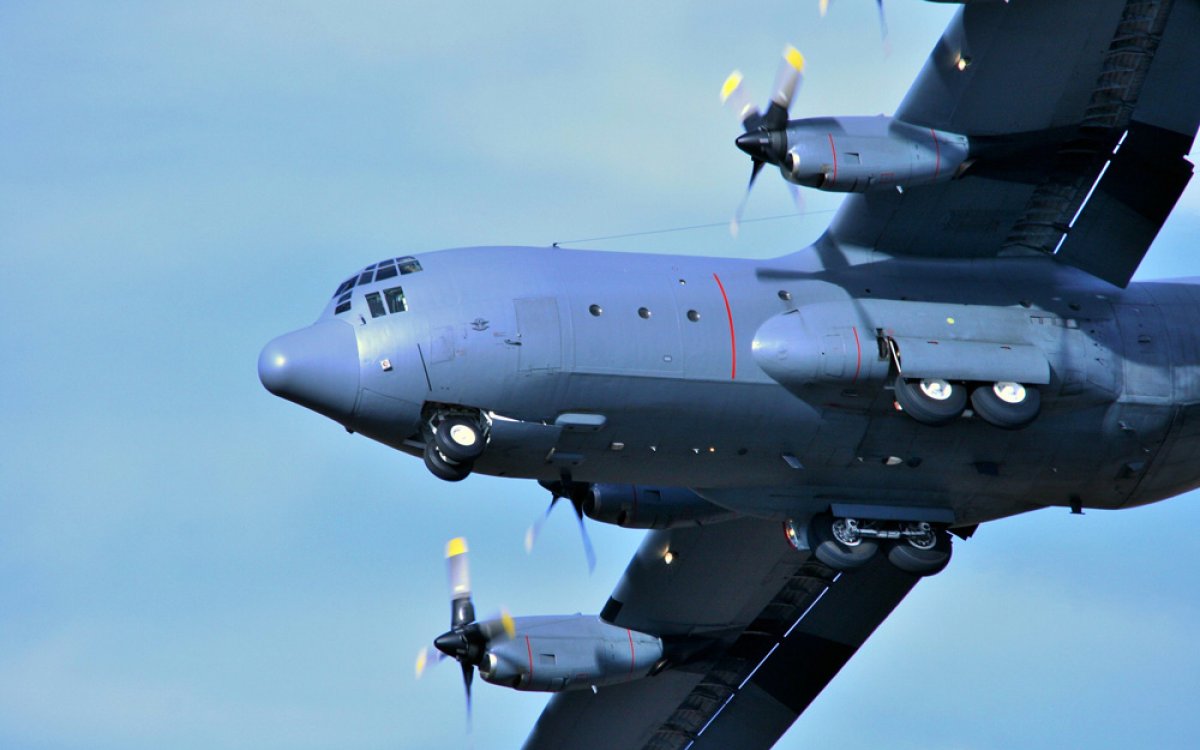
[
  {"left": 736, "top": 130, "right": 786, "bottom": 166},
  {"left": 434, "top": 630, "right": 469, "bottom": 659}
]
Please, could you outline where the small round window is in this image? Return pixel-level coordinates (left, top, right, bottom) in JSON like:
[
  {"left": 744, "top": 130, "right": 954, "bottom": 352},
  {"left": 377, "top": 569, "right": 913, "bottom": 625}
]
[
  {"left": 638, "top": 307, "right": 651, "bottom": 319},
  {"left": 589, "top": 304, "right": 603, "bottom": 316},
  {"left": 687, "top": 310, "right": 700, "bottom": 322}
]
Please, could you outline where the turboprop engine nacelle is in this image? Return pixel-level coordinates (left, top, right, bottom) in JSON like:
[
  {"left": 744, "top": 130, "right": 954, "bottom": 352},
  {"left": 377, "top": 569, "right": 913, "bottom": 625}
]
[
  {"left": 479, "top": 615, "right": 663, "bottom": 692},
  {"left": 585, "top": 484, "right": 738, "bottom": 529},
  {"left": 740, "top": 115, "right": 970, "bottom": 193},
  {"left": 752, "top": 303, "right": 891, "bottom": 390}
]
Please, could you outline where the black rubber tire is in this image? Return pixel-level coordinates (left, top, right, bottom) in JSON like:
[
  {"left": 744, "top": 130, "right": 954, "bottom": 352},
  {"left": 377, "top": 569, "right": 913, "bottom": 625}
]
[
  {"left": 806, "top": 513, "right": 878, "bottom": 570},
  {"left": 893, "top": 376, "right": 967, "bottom": 426},
  {"left": 434, "top": 417, "right": 486, "bottom": 463},
  {"left": 970, "top": 383, "right": 1041, "bottom": 430},
  {"left": 424, "top": 441, "right": 472, "bottom": 482},
  {"left": 887, "top": 530, "right": 952, "bottom": 577}
]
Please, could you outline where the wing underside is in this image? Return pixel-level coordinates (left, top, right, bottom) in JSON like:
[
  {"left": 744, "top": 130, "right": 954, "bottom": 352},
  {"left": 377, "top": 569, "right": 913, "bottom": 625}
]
[{"left": 521, "top": 520, "right": 920, "bottom": 750}]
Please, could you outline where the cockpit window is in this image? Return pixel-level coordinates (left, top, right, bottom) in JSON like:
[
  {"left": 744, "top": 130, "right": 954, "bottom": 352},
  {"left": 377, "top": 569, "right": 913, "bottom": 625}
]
[
  {"left": 332, "top": 256, "right": 423, "bottom": 301},
  {"left": 365, "top": 292, "right": 386, "bottom": 318},
  {"left": 334, "top": 299, "right": 352, "bottom": 315},
  {"left": 384, "top": 287, "right": 407, "bottom": 313}
]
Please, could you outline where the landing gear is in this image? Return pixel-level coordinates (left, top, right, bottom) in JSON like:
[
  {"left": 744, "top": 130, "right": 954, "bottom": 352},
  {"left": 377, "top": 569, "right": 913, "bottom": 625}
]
[
  {"left": 434, "top": 417, "right": 486, "bottom": 463},
  {"left": 806, "top": 513, "right": 879, "bottom": 570},
  {"left": 893, "top": 376, "right": 967, "bottom": 426},
  {"left": 885, "top": 522, "right": 952, "bottom": 577},
  {"left": 792, "top": 514, "right": 953, "bottom": 576},
  {"left": 422, "top": 409, "right": 489, "bottom": 482},
  {"left": 970, "top": 382, "right": 1040, "bottom": 430},
  {"left": 424, "top": 441, "right": 471, "bottom": 482}
]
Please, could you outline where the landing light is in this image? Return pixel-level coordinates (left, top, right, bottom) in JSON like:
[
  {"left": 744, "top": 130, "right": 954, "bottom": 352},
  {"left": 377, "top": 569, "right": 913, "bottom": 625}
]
[{"left": 663, "top": 550, "right": 675, "bottom": 565}]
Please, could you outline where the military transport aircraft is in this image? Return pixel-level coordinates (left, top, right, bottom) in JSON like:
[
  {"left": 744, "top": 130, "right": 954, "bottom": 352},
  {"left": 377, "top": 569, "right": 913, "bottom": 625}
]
[{"left": 258, "top": 0, "right": 1200, "bottom": 747}]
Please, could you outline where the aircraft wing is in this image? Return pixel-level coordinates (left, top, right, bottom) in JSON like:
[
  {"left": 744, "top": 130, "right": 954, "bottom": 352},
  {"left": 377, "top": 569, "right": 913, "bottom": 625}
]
[
  {"left": 521, "top": 519, "right": 919, "bottom": 750},
  {"left": 828, "top": 0, "right": 1200, "bottom": 287}
]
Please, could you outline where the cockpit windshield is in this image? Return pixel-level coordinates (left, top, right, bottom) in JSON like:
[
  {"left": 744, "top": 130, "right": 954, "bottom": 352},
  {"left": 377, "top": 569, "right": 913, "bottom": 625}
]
[{"left": 330, "top": 256, "right": 423, "bottom": 300}]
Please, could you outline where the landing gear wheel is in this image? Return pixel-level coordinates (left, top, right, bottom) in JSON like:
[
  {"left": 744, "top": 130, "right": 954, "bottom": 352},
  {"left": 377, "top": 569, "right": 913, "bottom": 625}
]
[
  {"left": 434, "top": 417, "right": 486, "bottom": 463},
  {"left": 806, "top": 513, "right": 878, "bottom": 570},
  {"left": 970, "top": 382, "right": 1041, "bottom": 430},
  {"left": 424, "top": 441, "right": 472, "bottom": 482},
  {"left": 894, "top": 376, "right": 967, "bottom": 426},
  {"left": 887, "top": 524, "right": 952, "bottom": 576}
]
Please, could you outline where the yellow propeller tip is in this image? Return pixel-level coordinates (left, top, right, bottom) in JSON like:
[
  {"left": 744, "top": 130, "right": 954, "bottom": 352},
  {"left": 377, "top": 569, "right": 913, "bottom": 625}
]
[
  {"left": 819, "top": 0, "right": 830, "bottom": 17},
  {"left": 501, "top": 611, "right": 516, "bottom": 638},
  {"left": 784, "top": 46, "right": 805, "bottom": 73},
  {"left": 445, "top": 537, "right": 468, "bottom": 558},
  {"left": 415, "top": 649, "right": 428, "bottom": 678},
  {"left": 720, "top": 71, "right": 744, "bottom": 103}
]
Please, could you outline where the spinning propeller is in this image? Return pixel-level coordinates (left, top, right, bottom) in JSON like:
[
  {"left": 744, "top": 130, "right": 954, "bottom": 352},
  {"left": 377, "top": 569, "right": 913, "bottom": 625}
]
[
  {"left": 721, "top": 45, "right": 807, "bottom": 235},
  {"left": 414, "top": 537, "right": 515, "bottom": 730},
  {"left": 820, "top": 0, "right": 890, "bottom": 47},
  {"left": 524, "top": 480, "right": 596, "bottom": 574}
]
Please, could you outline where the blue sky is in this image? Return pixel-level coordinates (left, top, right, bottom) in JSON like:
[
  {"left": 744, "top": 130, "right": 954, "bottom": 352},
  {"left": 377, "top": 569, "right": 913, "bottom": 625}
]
[{"left": 3, "top": 2, "right": 1199, "bottom": 748}]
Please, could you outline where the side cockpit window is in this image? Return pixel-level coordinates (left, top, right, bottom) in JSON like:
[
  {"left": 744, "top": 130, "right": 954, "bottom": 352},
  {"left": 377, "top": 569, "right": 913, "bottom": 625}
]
[
  {"left": 384, "top": 287, "right": 407, "bottom": 313},
  {"left": 366, "top": 292, "right": 386, "bottom": 318},
  {"left": 333, "top": 276, "right": 355, "bottom": 299}
]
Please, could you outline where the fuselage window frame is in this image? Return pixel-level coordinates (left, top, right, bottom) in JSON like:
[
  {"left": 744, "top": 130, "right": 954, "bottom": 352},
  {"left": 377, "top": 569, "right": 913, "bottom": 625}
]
[
  {"left": 366, "top": 292, "right": 386, "bottom": 318},
  {"left": 384, "top": 286, "right": 407, "bottom": 314}
]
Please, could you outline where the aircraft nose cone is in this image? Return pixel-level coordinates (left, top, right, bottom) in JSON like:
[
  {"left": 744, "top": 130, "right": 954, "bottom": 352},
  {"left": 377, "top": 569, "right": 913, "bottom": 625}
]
[{"left": 258, "top": 321, "right": 360, "bottom": 420}]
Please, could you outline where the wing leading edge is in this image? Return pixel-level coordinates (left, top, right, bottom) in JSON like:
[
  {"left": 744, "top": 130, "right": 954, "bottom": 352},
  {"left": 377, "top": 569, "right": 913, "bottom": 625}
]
[
  {"left": 827, "top": 0, "right": 1200, "bottom": 287},
  {"left": 521, "top": 520, "right": 920, "bottom": 750}
]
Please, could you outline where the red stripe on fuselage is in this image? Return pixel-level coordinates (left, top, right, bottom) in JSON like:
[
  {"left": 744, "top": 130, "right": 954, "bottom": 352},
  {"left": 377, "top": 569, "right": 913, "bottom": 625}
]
[
  {"left": 525, "top": 635, "right": 533, "bottom": 680},
  {"left": 713, "top": 273, "right": 736, "bottom": 380},
  {"left": 852, "top": 326, "right": 862, "bottom": 383},
  {"left": 627, "top": 629, "right": 635, "bottom": 679},
  {"left": 828, "top": 133, "right": 838, "bottom": 185}
]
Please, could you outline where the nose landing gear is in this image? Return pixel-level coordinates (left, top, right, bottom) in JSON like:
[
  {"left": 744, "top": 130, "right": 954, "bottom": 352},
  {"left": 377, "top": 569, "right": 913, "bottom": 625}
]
[{"left": 422, "top": 411, "right": 489, "bottom": 482}]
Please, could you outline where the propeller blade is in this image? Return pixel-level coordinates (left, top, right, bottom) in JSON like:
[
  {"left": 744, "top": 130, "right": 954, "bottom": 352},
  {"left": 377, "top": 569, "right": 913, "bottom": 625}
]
[
  {"left": 524, "top": 495, "right": 560, "bottom": 554},
  {"left": 573, "top": 504, "right": 597, "bottom": 574},
  {"left": 730, "top": 160, "right": 765, "bottom": 238},
  {"left": 721, "top": 71, "right": 760, "bottom": 129},
  {"left": 770, "top": 45, "right": 806, "bottom": 111},
  {"left": 819, "top": 0, "right": 830, "bottom": 17},
  {"left": 461, "top": 660, "right": 474, "bottom": 732},
  {"left": 445, "top": 537, "right": 475, "bottom": 629},
  {"left": 478, "top": 607, "right": 517, "bottom": 640},
  {"left": 415, "top": 645, "right": 446, "bottom": 679},
  {"left": 787, "top": 181, "right": 806, "bottom": 216}
]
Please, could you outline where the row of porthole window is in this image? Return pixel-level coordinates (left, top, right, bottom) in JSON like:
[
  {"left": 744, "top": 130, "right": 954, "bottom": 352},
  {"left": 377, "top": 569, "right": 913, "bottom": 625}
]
[{"left": 588, "top": 304, "right": 701, "bottom": 322}]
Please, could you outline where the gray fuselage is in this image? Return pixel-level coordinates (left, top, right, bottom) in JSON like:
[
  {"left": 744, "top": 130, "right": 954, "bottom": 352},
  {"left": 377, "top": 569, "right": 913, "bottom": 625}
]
[{"left": 271, "top": 242, "right": 1200, "bottom": 529}]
